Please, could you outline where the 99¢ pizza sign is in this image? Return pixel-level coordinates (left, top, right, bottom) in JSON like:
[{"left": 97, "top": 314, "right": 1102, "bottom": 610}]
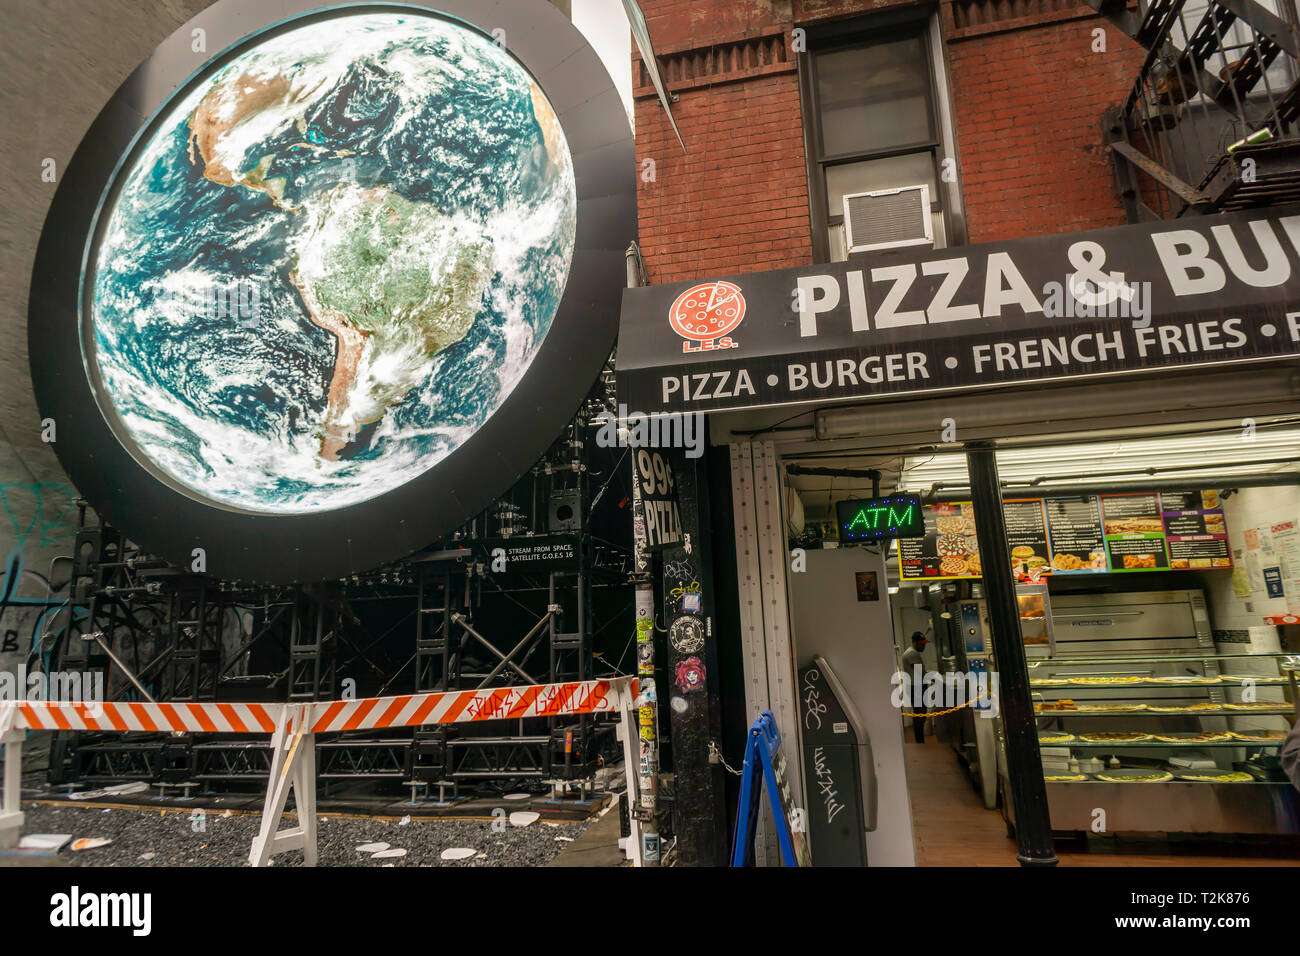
[{"left": 635, "top": 448, "right": 683, "bottom": 552}]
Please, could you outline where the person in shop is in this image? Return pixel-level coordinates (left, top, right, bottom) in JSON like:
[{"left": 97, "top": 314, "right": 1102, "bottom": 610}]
[
  {"left": 1283, "top": 718, "right": 1300, "bottom": 791},
  {"left": 901, "top": 625, "right": 934, "bottom": 743}
]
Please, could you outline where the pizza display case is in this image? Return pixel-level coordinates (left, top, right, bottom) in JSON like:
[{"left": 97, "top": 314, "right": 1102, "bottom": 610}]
[
  {"left": 1015, "top": 582, "right": 1055, "bottom": 657},
  {"left": 998, "top": 588, "right": 1300, "bottom": 836}
]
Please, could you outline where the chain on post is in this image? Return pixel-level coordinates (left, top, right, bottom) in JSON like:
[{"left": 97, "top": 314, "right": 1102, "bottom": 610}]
[
  {"left": 708, "top": 739, "right": 744, "bottom": 776},
  {"left": 899, "top": 685, "right": 990, "bottom": 718}
]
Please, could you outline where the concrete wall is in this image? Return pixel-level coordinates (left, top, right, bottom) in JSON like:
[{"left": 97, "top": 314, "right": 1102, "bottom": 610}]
[{"left": 0, "top": 0, "right": 213, "bottom": 683}]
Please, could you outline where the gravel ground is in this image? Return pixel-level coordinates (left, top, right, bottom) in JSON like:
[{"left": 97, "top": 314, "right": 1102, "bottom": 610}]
[{"left": 18, "top": 802, "right": 591, "bottom": 867}]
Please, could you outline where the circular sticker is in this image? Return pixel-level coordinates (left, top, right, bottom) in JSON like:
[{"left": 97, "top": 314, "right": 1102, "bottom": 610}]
[{"left": 669, "top": 616, "right": 705, "bottom": 654}]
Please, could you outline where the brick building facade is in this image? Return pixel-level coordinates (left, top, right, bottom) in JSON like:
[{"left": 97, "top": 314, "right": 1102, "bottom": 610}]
[{"left": 632, "top": 0, "right": 1147, "bottom": 284}]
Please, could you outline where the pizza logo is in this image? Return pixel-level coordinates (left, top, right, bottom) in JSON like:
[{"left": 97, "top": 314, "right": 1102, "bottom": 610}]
[{"left": 668, "top": 280, "right": 745, "bottom": 354}]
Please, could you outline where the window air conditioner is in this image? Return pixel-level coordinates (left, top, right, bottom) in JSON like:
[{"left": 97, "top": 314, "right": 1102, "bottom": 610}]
[{"left": 842, "top": 184, "right": 934, "bottom": 254}]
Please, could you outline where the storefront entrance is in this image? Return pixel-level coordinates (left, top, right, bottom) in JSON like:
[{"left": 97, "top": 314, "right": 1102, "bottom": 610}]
[
  {"left": 722, "top": 416, "right": 1300, "bottom": 865},
  {"left": 617, "top": 205, "right": 1300, "bottom": 866}
]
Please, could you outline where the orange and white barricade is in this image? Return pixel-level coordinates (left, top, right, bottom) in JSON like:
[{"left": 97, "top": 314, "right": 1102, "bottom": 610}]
[
  {"left": 0, "top": 704, "right": 21, "bottom": 849},
  {"left": 0, "top": 676, "right": 641, "bottom": 865}
]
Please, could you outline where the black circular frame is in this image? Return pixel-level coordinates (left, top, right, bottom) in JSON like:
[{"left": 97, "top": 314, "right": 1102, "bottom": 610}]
[{"left": 29, "top": 1, "right": 634, "bottom": 583}]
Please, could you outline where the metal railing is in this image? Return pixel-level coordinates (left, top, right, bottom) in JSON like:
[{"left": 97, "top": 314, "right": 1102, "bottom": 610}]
[{"left": 1100, "top": 0, "right": 1300, "bottom": 218}]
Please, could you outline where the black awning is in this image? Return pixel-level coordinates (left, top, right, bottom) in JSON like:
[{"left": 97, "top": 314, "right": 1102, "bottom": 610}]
[{"left": 616, "top": 205, "right": 1300, "bottom": 414}]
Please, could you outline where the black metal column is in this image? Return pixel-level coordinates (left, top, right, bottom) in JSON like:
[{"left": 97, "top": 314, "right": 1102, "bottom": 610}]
[
  {"left": 661, "top": 447, "right": 729, "bottom": 866},
  {"left": 965, "top": 442, "right": 1058, "bottom": 866}
]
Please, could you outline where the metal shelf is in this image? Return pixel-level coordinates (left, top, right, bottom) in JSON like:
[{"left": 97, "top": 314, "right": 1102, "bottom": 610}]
[
  {"left": 1043, "top": 778, "right": 1290, "bottom": 785},
  {"left": 1035, "top": 707, "right": 1294, "bottom": 718},
  {"left": 1040, "top": 739, "right": 1285, "bottom": 748},
  {"left": 1028, "top": 652, "right": 1297, "bottom": 665},
  {"left": 1031, "top": 679, "right": 1289, "bottom": 689}
]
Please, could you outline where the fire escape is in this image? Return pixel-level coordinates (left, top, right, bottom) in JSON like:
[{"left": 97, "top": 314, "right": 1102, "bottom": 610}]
[{"left": 1091, "top": 0, "right": 1300, "bottom": 218}]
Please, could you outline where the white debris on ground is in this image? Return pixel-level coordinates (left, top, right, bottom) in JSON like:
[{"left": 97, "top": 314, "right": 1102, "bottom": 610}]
[
  {"left": 16, "top": 803, "right": 591, "bottom": 867},
  {"left": 19, "top": 833, "right": 71, "bottom": 851}
]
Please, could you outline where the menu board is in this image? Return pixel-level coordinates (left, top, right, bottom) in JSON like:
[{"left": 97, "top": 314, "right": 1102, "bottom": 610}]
[
  {"left": 1160, "top": 489, "right": 1232, "bottom": 570},
  {"left": 1099, "top": 493, "right": 1169, "bottom": 572},
  {"left": 897, "top": 501, "right": 981, "bottom": 579},
  {"left": 1004, "top": 499, "right": 1050, "bottom": 578},
  {"left": 897, "top": 490, "right": 1232, "bottom": 580},
  {"left": 1043, "top": 496, "right": 1107, "bottom": 573}
]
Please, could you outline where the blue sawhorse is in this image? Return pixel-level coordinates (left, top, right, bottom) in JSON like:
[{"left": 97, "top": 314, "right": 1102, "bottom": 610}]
[{"left": 731, "top": 710, "right": 810, "bottom": 867}]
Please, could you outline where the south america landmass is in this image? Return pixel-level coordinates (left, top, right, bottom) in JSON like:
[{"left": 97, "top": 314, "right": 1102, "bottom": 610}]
[{"left": 289, "top": 182, "right": 495, "bottom": 460}]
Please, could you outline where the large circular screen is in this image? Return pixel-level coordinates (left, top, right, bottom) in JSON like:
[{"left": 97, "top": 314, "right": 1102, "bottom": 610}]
[
  {"left": 88, "top": 11, "right": 576, "bottom": 514},
  {"left": 30, "top": 1, "right": 633, "bottom": 582}
]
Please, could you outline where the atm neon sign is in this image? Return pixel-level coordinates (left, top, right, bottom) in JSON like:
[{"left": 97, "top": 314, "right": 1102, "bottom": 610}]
[{"left": 836, "top": 494, "right": 925, "bottom": 542}]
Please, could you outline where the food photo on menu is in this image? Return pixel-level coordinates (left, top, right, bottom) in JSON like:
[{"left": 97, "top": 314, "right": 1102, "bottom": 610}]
[{"left": 900, "top": 502, "right": 983, "bottom": 579}]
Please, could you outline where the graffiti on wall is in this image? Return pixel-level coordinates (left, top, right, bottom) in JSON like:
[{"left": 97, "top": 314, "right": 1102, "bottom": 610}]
[
  {"left": 1, "top": 482, "right": 79, "bottom": 551},
  {"left": 0, "top": 482, "right": 80, "bottom": 664}
]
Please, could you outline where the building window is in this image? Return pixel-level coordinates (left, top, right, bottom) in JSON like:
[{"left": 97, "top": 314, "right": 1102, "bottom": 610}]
[{"left": 800, "top": 20, "right": 955, "bottom": 261}]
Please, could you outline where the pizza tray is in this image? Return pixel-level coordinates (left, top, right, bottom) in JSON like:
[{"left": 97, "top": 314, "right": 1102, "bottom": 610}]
[{"left": 1173, "top": 771, "right": 1253, "bottom": 782}]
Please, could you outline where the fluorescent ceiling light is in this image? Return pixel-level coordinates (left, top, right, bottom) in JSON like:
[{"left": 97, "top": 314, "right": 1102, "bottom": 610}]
[{"left": 896, "top": 427, "right": 1300, "bottom": 490}]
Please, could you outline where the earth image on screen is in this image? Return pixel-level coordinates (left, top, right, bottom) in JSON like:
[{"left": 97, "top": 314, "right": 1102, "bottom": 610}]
[{"left": 88, "top": 11, "right": 576, "bottom": 514}]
